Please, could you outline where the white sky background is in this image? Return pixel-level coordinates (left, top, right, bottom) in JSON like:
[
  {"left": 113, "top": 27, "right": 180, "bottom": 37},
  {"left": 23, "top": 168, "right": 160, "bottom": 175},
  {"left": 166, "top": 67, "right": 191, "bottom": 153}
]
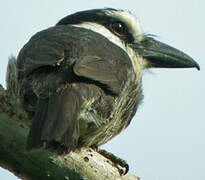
[{"left": 0, "top": 0, "right": 204, "bottom": 180}]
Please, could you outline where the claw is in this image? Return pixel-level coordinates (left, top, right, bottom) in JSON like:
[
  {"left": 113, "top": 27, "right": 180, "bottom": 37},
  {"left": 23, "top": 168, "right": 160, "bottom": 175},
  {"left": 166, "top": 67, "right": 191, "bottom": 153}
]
[
  {"left": 97, "top": 149, "right": 129, "bottom": 175},
  {"left": 118, "top": 162, "right": 129, "bottom": 175}
]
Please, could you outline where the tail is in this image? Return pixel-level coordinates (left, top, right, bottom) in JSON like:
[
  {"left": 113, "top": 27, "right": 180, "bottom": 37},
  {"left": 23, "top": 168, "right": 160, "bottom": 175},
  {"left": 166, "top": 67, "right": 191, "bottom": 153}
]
[
  {"left": 26, "top": 88, "right": 81, "bottom": 152},
  {"left": 25, "top": 98, "right": 49, "bottom": 151},
  {"left": 6, "top": 56, "right": 19, "bottom": 99}
]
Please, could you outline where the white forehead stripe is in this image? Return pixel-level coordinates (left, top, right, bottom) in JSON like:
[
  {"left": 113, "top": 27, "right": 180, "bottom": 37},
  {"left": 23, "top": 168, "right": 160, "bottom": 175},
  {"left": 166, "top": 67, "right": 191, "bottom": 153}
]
[{"left": 104, "top": 9, "right": 142, "bottom": 39}]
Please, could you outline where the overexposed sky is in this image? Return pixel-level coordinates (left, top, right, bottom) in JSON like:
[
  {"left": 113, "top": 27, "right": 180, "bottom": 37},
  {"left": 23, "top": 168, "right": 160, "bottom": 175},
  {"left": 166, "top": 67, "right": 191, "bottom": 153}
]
[{"left": 0, "top": 0, "right": 204, "bottom": 180}]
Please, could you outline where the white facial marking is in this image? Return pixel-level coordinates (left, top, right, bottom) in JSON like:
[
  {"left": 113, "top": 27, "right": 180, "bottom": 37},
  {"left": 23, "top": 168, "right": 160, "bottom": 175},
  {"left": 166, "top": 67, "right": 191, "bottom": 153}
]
[
  {"left": 104, "top": 9, "right": 143, "bottom": 41},
  {"left": 73, "top": 9, "right": 147, "bottom": 74},
  {"left": 73, "top": 22, "right": 125, "bottom": 50}
]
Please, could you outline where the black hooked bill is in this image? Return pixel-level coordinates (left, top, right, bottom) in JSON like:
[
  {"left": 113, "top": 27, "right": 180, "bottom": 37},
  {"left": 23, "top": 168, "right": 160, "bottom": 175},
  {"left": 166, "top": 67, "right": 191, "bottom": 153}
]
[{"left": 133, "top": 36, "right": 200, "bottom": 70}]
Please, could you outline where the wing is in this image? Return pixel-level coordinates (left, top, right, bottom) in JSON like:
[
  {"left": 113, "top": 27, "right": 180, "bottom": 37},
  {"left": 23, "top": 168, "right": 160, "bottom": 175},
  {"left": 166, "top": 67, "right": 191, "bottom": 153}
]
[
  {"left": 18, "top": 25, "right": 132, "bottom": 151},
  {"left": 74, "top": 56, "right": 121, "bottom": 95},
  {"left": 17, "top": 28, "right": 66, "bottom": 80},
  {"left": 17, "top": 25, "right": 132, "bottom": 95}
]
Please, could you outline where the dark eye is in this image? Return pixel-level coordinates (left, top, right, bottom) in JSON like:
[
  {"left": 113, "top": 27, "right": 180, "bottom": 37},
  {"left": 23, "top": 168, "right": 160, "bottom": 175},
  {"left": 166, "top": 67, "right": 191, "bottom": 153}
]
[{"left": 111, "top": 22, "right": 125, "bottom": 36}]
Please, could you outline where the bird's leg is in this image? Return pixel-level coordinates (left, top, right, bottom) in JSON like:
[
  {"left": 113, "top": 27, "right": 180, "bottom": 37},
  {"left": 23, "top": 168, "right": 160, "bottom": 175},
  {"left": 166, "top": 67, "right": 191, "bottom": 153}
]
[{"left": 97, "top": 149, "right": 129, "bottom": 175}]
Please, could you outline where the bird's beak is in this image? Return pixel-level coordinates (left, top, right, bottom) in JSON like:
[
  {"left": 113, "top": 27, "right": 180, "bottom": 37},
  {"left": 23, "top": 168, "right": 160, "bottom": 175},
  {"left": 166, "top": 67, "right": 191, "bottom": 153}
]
[{"left": 133, "top": 36, "right": 200, "bottom": 70}]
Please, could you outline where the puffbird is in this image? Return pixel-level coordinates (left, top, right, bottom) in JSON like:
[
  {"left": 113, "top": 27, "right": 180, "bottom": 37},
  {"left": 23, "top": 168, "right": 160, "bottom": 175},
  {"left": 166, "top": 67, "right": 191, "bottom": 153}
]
[{"left": 7, "top": 8, "right": 200, "bottom": 174}]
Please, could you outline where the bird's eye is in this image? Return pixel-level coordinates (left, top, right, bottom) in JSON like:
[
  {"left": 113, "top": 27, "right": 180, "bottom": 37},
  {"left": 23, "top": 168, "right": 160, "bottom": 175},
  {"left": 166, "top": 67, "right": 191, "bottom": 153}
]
[{"left": 111, "top": 22, "right": 125, "bottom": 36}]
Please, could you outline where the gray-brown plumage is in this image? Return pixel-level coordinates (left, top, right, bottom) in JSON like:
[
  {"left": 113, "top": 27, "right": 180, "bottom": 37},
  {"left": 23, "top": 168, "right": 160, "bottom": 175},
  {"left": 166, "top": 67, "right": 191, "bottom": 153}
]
[
  {"left": 17, "top": 25, "right": 140, "bottom": 151},
  {"left": 7, "top": 8, "right": 199, "bottom": 161}
]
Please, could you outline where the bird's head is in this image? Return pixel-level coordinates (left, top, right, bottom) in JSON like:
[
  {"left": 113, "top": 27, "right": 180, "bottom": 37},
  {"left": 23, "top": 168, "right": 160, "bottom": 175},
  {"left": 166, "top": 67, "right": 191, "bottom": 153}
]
[{"left": 57, "top": 8, "right": 200, "bottom": 75}]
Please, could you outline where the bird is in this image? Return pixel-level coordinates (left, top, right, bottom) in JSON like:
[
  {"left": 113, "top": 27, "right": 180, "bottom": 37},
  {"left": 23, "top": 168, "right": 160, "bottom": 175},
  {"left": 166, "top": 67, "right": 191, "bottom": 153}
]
[{"left": 7, "top": 8, "right": 200, "bottom": 174}]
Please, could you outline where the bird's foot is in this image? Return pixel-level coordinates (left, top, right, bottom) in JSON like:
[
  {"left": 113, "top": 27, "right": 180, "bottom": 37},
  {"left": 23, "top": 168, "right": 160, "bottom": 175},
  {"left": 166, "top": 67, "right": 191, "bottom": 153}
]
[{"left": 97, "top": 149, "right": 129, "bottom": 175}]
